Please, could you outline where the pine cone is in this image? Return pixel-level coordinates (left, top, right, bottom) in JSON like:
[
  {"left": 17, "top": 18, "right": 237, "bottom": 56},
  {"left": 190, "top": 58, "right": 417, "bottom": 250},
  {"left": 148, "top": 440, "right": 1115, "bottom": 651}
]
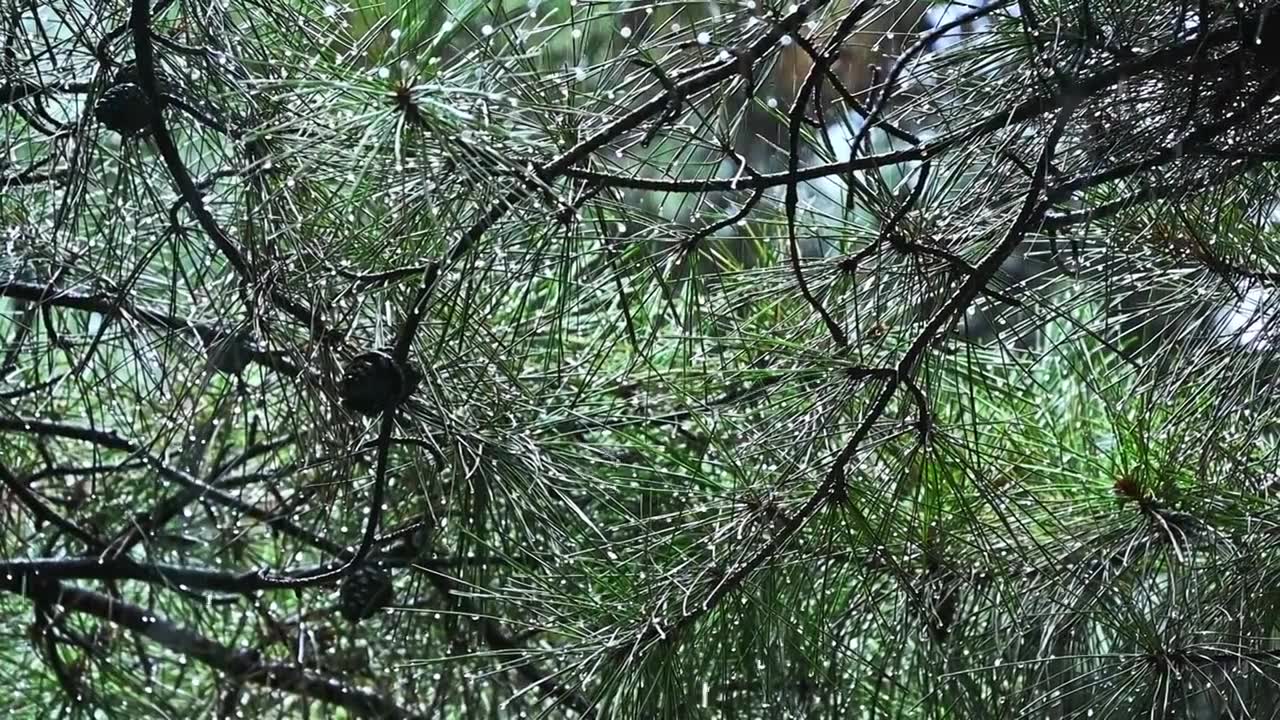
[
  {"left": 339, "top": 350, "right": 420, "bottom": 416},
  {"left": 94, "top": 83, "right": 152, "bottom": 135},
  {"left": 112, "top": 63, "right": 143, "bottom": 87},
  {"left": 112, "top": 62, "right": 176, "bottom": 96},
  {"left": 207, "top": 331, "right": 253, "bottom": 375},
  {"left": 339, "top": 565, "right": 395, "bottom": 623}
]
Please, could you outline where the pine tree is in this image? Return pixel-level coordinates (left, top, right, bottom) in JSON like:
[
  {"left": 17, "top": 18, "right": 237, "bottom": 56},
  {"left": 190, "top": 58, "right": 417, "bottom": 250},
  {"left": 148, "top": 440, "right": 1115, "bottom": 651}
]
[{"left": 3, "top": 0, "right": 1280, "bottom": 717}]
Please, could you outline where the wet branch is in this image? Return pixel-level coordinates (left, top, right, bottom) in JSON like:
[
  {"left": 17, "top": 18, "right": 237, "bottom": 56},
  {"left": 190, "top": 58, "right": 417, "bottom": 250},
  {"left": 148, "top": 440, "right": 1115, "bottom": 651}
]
[{"left": 5, "top": 576, "right": 422, "bottom": 719}]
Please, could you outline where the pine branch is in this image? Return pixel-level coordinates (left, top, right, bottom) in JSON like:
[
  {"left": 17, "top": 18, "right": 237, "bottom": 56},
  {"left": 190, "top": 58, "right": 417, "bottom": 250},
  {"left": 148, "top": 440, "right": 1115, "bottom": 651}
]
[{"left": 4, "top": 576, "right": 423, "bottom": 719}]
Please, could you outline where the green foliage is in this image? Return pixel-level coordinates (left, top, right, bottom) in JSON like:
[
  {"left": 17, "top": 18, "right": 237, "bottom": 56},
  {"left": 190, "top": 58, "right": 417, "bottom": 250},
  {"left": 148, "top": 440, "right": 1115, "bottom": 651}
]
[{"left": 5, "top": 0, "right": 1280, "bottom": 717}]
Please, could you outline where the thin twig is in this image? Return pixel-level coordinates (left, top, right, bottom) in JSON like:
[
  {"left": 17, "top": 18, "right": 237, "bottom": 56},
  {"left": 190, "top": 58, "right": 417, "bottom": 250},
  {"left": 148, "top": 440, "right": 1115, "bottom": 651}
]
[
  {"left": 3, "top": 577, "right": 421, "bottom": 719},
  {"left": 655, "top": 100, "right": 1075, "bottom": 647},
  {"left": 128, "top": 0, "right": 326, "bottom": 338}
]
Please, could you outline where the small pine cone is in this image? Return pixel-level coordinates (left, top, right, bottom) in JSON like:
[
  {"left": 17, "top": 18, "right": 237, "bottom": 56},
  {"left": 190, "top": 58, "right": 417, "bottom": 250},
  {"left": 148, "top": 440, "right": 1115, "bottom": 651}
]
[
  {"left": 112, "top": 63, "right": 143, "bottom": 87},
  {"left": 207, "top": 331, "right": 253, "bottom": 375},
  {"left": 339, "top": 350, "right": 420, "bottom": 416},
  {"left": 113, "top": 63, "right": 176, "bottom": 96},
  {"left": 94, "top": 83, "right": 152, "bottom": 135},
  {"left": 339, "top": 565, "right": 395, "bottom": 623},
  {"left": 1113, "top": 475, "right": 1143, "bottom": 504}
]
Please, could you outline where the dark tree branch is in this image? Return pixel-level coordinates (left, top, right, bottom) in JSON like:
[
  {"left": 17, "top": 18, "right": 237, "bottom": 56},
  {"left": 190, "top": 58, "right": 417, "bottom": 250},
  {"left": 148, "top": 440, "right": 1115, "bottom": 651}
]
[
  {"left": 393, "top": 0, "right": 843, "bottom": 359},
  {"left": 3, "top": 576, "right": 422, "bottom": 719},
  {"left": 651, "top": 100, "right": 1076, "bottom": 651},
  {"left": 559, "top": 18, "right": 1245, "bottom": 195},
  {"left": 0, "top": 279, "right": 303, "bottom": 376},
  {"left": 0, "top": 79, "right": 92, "bottom": 106},
  {"left": 128, "top": 0, "right": 327, "bottom": 338},
  {"left": 0, "top": 463, "right": 105, "bottom": 550},
  {"left": 253, "top": 410, "right": 396, "bottom": 587},
  {"left": 1, "top": 169, "right": 66, "bottom": 186},
  {"left": 781, "top": 0, "right": 879, "bottom": 350},
  {"left": 0, "top": 417, "right": 348, "bottom": 566},
  {"left": 680, "top": 163, "right": 764, "bottom": 253}
]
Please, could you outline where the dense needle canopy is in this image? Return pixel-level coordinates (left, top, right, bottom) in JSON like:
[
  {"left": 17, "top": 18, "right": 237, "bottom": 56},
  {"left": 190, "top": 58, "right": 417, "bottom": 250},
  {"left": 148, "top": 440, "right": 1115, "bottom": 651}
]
[{"left": 4, "top": 0, "right": 1280, "bottom": 718}]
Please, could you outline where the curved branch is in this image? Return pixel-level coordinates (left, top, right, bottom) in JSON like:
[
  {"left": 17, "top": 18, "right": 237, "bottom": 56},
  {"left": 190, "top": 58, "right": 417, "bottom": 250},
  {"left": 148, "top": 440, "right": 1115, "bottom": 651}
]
[
  {"left": 392, "top": 0, "right": 844, "bottom": 357},
  {"left": 780, "top": 0, "right": 880, "bottom": 350},
  {"left": 653, "top": 101, "right": 1076, "bottom": 649},
  {"left": 559, "top": 20, "right": 1242, "bottom": 195},
  {"left": 0, "top": 417, "right": 344, "bottom": 563},
  {"left": 0, "top": 79, "right": 93, "bottom": 107},
  {"left": 4, "top": 576, "right": 421, "bottom": 719},
  {"left": 0, "top": 279, "right": 302, "bottom": 376},
  {"left": 0, "top": 463, "right": 105, "bottom": 550},
  {"left": 128, "top": 0, "right": 325, "bottom": 337}
]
